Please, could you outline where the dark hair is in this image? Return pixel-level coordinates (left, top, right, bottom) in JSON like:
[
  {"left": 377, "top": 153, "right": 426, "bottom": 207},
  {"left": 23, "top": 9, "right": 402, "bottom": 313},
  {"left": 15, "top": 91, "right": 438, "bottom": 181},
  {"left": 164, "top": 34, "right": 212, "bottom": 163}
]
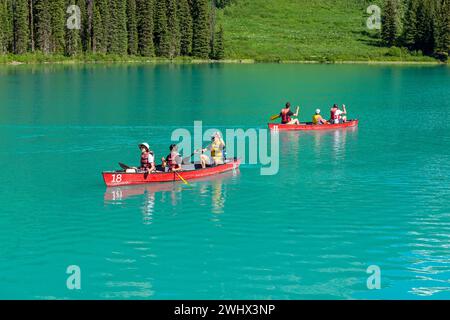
[
  {"left": 285, "top": 102, "right": 291, "bottom": 108},
  {"left": 333, "top": 104, "right": 338, "bottom": 108},
  {"left": 169, "top": 144, "right": 177, "bottom": 151}
]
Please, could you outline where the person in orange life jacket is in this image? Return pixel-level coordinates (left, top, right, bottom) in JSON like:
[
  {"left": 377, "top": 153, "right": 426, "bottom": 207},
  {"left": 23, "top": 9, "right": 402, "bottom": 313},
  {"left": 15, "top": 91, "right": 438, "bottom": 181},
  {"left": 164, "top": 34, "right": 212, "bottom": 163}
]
[
  {"left": 136, "top": 142, "right": 156, "bottom": 173},
  {"left": 330, "top": 104, "right": 347, "bottom": 124},
  {"left": 199, "top": 132, "right": 226, "bottom": 169},
  {"left": 161, "top": 144, "right": 182, "bottom": 172},
  {"left": 280, "top": 102, "right": 300, "bottom": 125}
]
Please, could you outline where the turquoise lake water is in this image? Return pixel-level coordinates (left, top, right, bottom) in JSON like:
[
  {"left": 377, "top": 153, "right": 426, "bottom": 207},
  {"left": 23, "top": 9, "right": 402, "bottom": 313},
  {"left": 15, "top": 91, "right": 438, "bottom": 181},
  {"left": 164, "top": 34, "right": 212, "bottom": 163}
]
[{"left": 0, "top": 64, "right": 449, "bottom": 299}]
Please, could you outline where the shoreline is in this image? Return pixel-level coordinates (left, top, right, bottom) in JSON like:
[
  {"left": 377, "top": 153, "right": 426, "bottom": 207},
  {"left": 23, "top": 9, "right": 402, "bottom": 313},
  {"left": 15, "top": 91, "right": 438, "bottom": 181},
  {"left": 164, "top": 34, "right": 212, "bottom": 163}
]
[{"left": 1, "top": 56, "right": 446, "bottom": 66}]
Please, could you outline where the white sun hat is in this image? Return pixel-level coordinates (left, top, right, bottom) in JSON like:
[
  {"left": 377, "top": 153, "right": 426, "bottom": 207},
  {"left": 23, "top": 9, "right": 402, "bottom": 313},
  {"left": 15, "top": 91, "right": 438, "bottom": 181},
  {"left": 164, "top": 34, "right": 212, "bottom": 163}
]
[
  {"left": 139, "top": 142, "right": 150, "bottom": 151},
  {"left": 315, "top": 109, "right": 321, "bottom": 114}
]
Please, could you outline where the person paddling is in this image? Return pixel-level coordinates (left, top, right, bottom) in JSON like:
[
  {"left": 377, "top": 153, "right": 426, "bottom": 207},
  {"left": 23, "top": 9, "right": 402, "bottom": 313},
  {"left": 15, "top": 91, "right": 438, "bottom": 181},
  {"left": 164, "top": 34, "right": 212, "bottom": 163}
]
[
  {"left": 330, "top": 104, "right": 347, "bottom": 124},
  {"left": 312, "top": 109, "right": 329, "bottom": 125},
  {"left": 162, "top": 144, "right": 182, "bottom": 172},
  {"left": 138, "top": 142, "right": 156, "bottom": 173},
  {"left": 280, "top": 102, "right": 300, "bottom": 125},
  {"left": 330, "top": 104, "right": 339, "bottom": 123},
  {"left": 200, "top": 132, "right": 226, "bottom": 168}
]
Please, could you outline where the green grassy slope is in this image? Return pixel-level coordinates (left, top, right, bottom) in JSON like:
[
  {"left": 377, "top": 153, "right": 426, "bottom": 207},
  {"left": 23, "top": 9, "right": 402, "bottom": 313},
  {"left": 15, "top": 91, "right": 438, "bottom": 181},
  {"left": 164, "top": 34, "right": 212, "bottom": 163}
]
[{"left": 217, "top": 0, "right": 435, "bottom": 62}]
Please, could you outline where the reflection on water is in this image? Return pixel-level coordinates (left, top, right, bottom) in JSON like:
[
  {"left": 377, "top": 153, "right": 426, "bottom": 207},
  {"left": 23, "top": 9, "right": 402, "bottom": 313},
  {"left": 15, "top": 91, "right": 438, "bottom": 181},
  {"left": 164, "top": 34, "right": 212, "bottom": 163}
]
[{"left": 104, "top": 170, "right": 240, "bottom": 223}]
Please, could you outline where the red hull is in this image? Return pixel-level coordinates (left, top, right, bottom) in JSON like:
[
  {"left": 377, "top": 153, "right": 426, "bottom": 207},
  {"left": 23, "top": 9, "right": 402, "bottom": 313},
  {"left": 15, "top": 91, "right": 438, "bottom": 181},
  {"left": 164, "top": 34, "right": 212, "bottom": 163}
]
[
  {"left": 102, "top": 159, "right": 240, "bottom": 187},
  {"left": 268, "top": 119, "right": 358, "bottom": 131}
]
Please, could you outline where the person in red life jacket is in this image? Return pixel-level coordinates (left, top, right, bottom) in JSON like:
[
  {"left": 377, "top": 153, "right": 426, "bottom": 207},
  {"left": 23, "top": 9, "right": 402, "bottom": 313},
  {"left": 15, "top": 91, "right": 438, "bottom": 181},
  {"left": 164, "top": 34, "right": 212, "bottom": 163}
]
[
  {"left": 330, "top": 104, "right": 348, "bottom": 124},
  {"left": 330, "top": 104, "right": 339, "bottom": 123},
  {"left": 280, "top": 102, "right": 300, "bottom": 125},
  {"left": 161, "top": 144, "right": 182, "bottom": 172},
  {"left": 138, "top": 142, "right": 156, "bottom": 173}
]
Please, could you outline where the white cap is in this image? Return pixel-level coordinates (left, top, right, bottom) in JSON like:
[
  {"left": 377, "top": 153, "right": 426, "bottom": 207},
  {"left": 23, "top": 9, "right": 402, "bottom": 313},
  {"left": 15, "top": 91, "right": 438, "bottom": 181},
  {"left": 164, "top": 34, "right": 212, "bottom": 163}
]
[
  {"left": 139, "top": 142, "right": 150, "bottom": 151},
  {"left": 315, "top": 109, "right": 321, "bottom": 114}
]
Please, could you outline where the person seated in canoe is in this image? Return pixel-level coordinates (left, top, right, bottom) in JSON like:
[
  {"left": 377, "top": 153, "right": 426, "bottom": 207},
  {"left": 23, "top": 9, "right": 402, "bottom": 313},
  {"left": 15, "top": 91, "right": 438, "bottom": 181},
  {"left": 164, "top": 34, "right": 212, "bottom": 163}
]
[
  {"left": 161, "top": 144, "right": 182, "bottom": 172},
  {"left": 330, "top": 104, "right": 347, "bottom": 124},
  {"left": 280, "top": 102, "right": 300, "bottom": 125},
  {"left": 340, "top": 104, "right": 347, "bottom": 122},
  {"left": 133, "top": 142, "right": 156, "bottom": 173},
  {"left": 312, "top": 109, "right": 329, "bottom": 125},
  {"left": 200, "top": 132, "right": 226, "bottom": 168}
]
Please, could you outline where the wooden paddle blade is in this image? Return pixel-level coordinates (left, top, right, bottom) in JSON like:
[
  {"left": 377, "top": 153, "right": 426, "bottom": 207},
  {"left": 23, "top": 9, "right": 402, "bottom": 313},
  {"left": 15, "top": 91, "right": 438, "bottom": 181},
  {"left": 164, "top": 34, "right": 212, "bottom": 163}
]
[
  {"left": 119, "top": 162, "right": 131, "bottom": 170},
  {"left": 270, "top": 114, "right": 280, "bottom": 121},
  {"left": 176, "top": 172, "right": 189, "bottom": 185}
]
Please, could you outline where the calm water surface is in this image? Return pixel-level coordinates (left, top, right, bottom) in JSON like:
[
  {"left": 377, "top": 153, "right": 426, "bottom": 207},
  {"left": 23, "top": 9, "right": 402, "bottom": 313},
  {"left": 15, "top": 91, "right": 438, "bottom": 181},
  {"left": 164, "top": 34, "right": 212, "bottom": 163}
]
[{"left": 0, "top": 64, "right": 449, "bottom": 299}]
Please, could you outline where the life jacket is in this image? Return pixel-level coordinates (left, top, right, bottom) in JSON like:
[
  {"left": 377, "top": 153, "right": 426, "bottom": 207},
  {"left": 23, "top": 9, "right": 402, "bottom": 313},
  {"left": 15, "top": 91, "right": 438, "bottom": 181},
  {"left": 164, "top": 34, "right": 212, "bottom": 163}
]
[
  {"left": 210, "top": 140, "right": 223, "bottom": 160},
  {"left": 140, "top": 151, "right": 150, "bottom": 168},
  {"left": 330, "top": 108, "right": 339, "bottom": 120},
  {"left": 312, "top": 114, "right": 322, "bottom": 124},
  {"left": 167, "top": 152, "right": 180, "bottom": 169},
  {"left": 281, "top": 109, "right": 291, "bottom": 124}
]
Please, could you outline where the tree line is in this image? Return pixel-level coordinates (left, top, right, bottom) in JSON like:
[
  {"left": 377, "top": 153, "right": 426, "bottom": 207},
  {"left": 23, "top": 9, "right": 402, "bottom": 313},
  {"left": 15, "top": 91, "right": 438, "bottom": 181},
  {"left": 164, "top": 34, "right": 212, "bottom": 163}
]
[
  {"left": 0, "top": 0, "right": 225, "bottom": 59},
  {"left": 381, "top": 0, "right": 450, "bottom": 60}
]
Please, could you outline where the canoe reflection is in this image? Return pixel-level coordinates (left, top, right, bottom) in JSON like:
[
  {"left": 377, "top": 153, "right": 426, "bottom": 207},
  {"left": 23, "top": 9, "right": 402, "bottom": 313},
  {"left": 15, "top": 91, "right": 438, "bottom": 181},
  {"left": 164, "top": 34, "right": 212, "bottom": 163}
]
[{"left": 104, "top": 170, "right": 240, "bottom": 223}]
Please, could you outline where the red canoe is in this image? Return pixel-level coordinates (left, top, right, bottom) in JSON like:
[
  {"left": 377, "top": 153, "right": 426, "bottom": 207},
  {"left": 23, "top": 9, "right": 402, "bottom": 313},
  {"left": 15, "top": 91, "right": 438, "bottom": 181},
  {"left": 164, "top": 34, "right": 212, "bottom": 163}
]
[
  {"left": 268, "top": 119, "right": 358, "bottom": 131},
  {"left": 102, "top": 159, "right": 241, "bottom": 187}
]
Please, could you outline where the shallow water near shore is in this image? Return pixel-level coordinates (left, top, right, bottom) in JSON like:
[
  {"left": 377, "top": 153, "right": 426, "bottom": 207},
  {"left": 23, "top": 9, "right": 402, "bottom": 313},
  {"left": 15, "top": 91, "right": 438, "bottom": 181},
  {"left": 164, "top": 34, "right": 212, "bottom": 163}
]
[{"left": 0, "top": 63, "right": 449, "bottom": 299}]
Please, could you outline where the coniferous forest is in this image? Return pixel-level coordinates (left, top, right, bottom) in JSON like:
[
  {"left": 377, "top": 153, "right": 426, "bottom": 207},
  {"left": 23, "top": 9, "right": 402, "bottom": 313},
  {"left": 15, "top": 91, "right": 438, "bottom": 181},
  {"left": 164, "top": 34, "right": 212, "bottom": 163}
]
[
  {"left": 381, "top": 0, "right": 449, "bottom": 60},
  {"left": 0, "top": 0, "right": 226, "bottom": 59},
  {"left": 0, "top": 0, "right": 448, "bottom": 62}
]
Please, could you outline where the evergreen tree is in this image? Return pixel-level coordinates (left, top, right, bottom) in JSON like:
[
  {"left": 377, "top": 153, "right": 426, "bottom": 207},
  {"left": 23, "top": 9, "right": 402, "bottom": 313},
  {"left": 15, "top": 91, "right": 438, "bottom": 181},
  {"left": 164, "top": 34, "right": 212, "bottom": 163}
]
[
  {"left": 136, "top": 0, "right": 155, "bottom": 56},
  {"left": 416, "top": 0, "right": 435, "bottom": 54},
  {"left": 65, "top": 0, "right": 82, "bottom": 56},
  {"left": 29, "top": 0, "right": 34, "bottom": 52},
  {"left": 105, "top": 0, "right": 127, "bottom": 54},
  {"left": 92, "top": 0, "right": 106, "bottom": 53},
  {"left": 166, "top": 0, "right": 180, "bottom": 58},
  {"left": 192, "top": 0, "right": 210, "bottom": 58},
  {"left": 209, "top": 0, "right": 216, "bottom": 58},
  {"left": 49, "top": 0, "right": 65, "bottom": 54},
  {"left": 402, "top": 0, "right": 419, "bottom": 49},
  {"left": 0, "top": 0, "right": 12, "bottom": 53},
  {"left": 191, "top": 0, "right": 210, "bottom": 58},
  {"left": 381, "top": 0, "right": 399, "bottom": 47},
  {"left": 107, "top": 0, "right": 119, "bottom": 53},
  {"left": 116, "top": 0, "right": 128, "bottom": 54},
  {"left": 12, "top": 0, "right": 29, "bottom": 54},
  {"left": 434, "top": 0, "right": 450, "bottom": 56},
  {"left": 213, "top": 24, "right": 224, "bottom": 59},
  {"left": 178, "top": 0, "right": 192, "bottom": 56},
  {"left": 126, "top": 0, "right": 138, "bottom": 55},
  {"left": 76, "top": 0, "right": 89, "bottom": 53},
  {"left": 86, "top": 0, "right": 93, "bottom": 52},
  {"left": 34, "top": 0, "right": 51, "bottom": 53},
  {"left": 154, "top": 0, "right": 169, "bottom": 56}
]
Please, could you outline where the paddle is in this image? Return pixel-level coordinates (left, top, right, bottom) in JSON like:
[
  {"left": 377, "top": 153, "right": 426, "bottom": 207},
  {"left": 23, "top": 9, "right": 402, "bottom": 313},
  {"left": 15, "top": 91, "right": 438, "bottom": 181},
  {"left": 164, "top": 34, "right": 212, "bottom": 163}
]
[
  {"left": 175, "top": 171, "right": 189, "bottom": 185},
  {"left": 270, "top": 106, "right": 299, "bottom": 121},
  {"left": 270, "top": 114, "right": 280, "bottom": 121},
  {"left": 119, "top": 162, "right": 131, "bottom": 170}
]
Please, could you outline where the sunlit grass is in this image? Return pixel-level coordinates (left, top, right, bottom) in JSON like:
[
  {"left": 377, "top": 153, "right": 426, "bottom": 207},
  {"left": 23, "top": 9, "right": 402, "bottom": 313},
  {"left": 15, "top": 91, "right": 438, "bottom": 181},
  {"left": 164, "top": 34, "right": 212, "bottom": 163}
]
[{"left": 217, "top": 0, "right": 438, "bottom": 62}]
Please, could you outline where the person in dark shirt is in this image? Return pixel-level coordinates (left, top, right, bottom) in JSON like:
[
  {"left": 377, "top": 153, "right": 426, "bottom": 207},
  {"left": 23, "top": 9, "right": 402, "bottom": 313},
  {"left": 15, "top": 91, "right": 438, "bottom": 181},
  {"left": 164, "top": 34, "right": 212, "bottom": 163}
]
[{"left": 280, "top": 102, "right": 300, "bottom": 125}]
